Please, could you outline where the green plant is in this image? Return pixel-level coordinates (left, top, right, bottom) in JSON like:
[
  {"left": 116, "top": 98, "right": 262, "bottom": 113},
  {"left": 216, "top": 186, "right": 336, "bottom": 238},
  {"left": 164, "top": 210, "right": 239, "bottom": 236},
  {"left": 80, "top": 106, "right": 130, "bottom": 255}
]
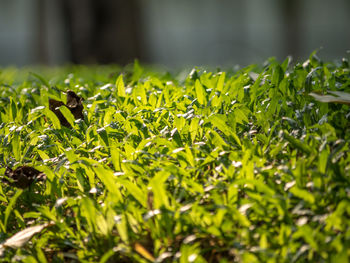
[{"left": 0, "top": 54, "right": 349, "bottom": 262}]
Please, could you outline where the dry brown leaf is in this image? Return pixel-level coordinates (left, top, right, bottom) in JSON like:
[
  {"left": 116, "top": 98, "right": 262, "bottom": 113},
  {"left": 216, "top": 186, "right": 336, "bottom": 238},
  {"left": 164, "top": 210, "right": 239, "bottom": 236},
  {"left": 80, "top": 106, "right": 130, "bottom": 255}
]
[
  {"left": 48, "top": 90, "right": 84, "bottom": 127},
  {"left": 0, "top": 223, "right": 52, "bottom": 256},
  {"left": 49, "top": 99, "right": 70, "bottom": 127},
  {"left": 66, "top": 90, "right": 84, "bottom": 119},
  {"left": 309, "top": 91, "right": 350, "bottom": 105},
  {"left": 3, "top": 166, "right": 46, "bottom": 189}
]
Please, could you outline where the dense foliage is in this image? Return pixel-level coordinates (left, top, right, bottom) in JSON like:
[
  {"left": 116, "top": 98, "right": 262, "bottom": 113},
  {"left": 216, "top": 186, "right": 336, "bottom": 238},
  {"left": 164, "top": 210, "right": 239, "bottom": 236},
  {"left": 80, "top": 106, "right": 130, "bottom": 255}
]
[{"left": 0, "top": 54, "right": 350, "bottom": 262}]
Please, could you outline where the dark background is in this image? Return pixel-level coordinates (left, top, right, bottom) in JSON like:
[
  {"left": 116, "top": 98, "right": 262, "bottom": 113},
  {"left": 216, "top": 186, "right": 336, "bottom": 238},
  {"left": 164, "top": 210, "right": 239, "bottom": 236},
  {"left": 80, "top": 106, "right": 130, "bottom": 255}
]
[{"left": 0, "top": 0, "right": 349, "bottom": 68}]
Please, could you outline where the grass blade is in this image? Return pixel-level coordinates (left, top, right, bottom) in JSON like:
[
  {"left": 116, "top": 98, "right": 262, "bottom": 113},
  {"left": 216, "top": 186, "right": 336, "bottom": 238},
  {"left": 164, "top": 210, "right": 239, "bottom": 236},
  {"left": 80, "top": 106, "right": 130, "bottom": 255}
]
[{"left": 4, "top": 189, "right": 23, "bottom": 232}]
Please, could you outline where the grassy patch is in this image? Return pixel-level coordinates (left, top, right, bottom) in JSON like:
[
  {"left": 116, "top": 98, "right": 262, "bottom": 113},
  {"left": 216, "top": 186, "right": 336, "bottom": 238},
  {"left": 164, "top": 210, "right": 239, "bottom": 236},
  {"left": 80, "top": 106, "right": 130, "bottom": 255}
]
[{"left": 0, "top": 55, "right": 350, "bottom": 262}]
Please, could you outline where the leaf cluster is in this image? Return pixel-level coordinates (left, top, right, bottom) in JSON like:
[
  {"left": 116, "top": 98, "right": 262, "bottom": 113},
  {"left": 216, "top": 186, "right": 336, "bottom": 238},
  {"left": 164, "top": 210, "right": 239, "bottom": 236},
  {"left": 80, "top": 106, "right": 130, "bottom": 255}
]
[{"left": 0, "top": 55, "right": 350, "bottom": 262}]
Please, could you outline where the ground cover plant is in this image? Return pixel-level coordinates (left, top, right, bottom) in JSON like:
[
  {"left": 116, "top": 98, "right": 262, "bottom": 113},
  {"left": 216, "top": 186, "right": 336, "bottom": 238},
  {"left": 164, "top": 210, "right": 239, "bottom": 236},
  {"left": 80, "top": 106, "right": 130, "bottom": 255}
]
[{"left": 0, "top": 53, "right": 350, "bottom": 262}]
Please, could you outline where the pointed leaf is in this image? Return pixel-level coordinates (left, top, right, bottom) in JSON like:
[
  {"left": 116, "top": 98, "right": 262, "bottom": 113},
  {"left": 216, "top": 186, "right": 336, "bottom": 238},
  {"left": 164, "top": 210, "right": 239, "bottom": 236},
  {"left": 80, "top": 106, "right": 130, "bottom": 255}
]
[
  {"left": 195, "top": 79, "right": 205, "bottom": 105},
  {"left": 120, "top": 179, "right": 147, "bottom": 208},
  {"left": 216, "top": 72, "right": 226, "bottom": 92},
  {"left": 44, "top": 108, "right": 61, "bottom": 129},
  {"left": 59, "top": 105, "right": 76, "bottom": 128},
  {"left": 4, "top": 189, "right": 23, "bottom": 231},
  {"left": 1, "top": 223, "right": 50, "bottom": 255},
  {"left": 116, "top": 75, "right": 126, "bottom": 97},
  {"left": 134, "top": 242, "right": 155, "bottom": 261}
]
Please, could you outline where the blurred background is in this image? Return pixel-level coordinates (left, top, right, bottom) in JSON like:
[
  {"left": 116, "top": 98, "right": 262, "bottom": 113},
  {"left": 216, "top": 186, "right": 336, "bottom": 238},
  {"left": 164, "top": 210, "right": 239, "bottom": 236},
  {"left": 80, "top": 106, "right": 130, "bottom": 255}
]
[{"left": 0, "top": 0, "right": 349, "bottom": 68}]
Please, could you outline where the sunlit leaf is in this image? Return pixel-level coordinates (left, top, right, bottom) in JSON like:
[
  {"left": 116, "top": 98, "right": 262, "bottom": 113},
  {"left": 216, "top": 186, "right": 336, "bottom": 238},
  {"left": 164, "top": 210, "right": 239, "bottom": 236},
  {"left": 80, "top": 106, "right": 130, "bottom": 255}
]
[
  {"left": 44, "top": 107, "right": 61, "bottom": 129},
  {"left": 0, "top": 55, "right": 349, "bottom": 262},
  {"left": 195, "top": 79, "right": 205, "bottom": 105},
  {"left": 134, "top": 242, "right": 155, "bottom": 262},
  {"left": 289, "top": 186, "right": 315, "bottom": 204},
  {"left": 116, "top": 75, "right": 126, "bottom": 97},
  {"left": 120, "top": 179, "right": 147, "bottom": 208},
  {"left": 216, "top": 72, "right": 226, "bottom": 92}
]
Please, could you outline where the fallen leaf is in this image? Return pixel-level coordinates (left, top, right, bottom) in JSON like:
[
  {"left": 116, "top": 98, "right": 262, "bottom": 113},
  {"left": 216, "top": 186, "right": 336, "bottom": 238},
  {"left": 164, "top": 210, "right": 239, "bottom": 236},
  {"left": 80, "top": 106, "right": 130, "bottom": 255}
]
[
  {"left": 3, "top": 166, "right": 46, "bottom": 189},
  {"left": 48, "top": 90, "right": 84, "bottom": 127},
  {"left": 309, "top": 91, "right": 350, "bottom": 105},
  {"left": 0, "top": 223, "right": 52, "bottom": 256},
  {"left": 49, "top": 99, "right": 70, "bottom": 127},
  {"left": 66, "top": 90, "right": 84, "bottom": 119}
]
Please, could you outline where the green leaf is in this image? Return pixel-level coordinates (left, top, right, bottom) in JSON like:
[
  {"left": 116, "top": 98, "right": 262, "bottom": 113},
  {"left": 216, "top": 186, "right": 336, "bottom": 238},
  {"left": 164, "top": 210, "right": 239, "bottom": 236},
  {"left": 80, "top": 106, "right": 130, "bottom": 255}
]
[
  {"left": 4, "top": 189, "right": 23, "bottom": 232},
  {"left": 189, "top": 117, "right": 199, "bottom": 142},
  {"left": 195, "top": 79, "right": 205, "bottom": 105},
  {"left": 120, "top": 179, "right": 147, "bottom": 208},
  {"left": 116, "top": 75, "right": 126, "bottom": 97},
  {"left": 29, "top": 72, "right": 49, "bottom": 87},
  {"left": 209, "top": 114, "right": 228, "bottom": 133},
  {"left": 44, "top": 107, "right": 61, "bottom": 129},
  {"left": 65, "top": 149, "right": 78, "bottom": 163},
  {"left": 326, "top": 200, "right": 350, "bottom": 231},
  {"left": 216, "top": 72, "right": 226, "bottom": 92},
  {"left": 10, "top": 97, "right": 17, "bottom": 122},
  {"left": 93, "top": 166, "right": 120, "bottom": 196},
  {"left": 318, "top": 150, "right": 328, "bottom": 174},
  {"left": 233, "top": 108, "right": 249, "bottom": 124},
  {"left": 99, "top": 249, "right": 115, "bottom": 263},
  {"left": 149, "top": 170, "right": 171, "bottom": 209},
  {"left": 110, "top": 147, "right": 121, "bottom": 171},
  {"left": 293, "top": 225, "right": 318, "bottom": 250},
  {"left": 132, "top": 59, "right": 143, "bottom": 81},
  {"left": 234, "top": 179, "right": 275, "bottom": 196},
  {"left": 36, "top": 206, "right": 57, "bottom": 222},
  {"left": 134, "top": 84, "right": 147, "bottom": 105},
  {"left": 97, "top": 127, "right": 109, "bottom": 146},
  {"left": 59, "top": 105, "right": 76, "bottom": 128},
  {"left": 96, "top": 213, "right": 109, "bottom": 236},
  {"left": 115, "top": 214, "right": 129, "bottom": 243},
  {"left": 289, "top": 186, "right": 315, "bottom": 204},
  {"left": 208, "top": 114, "right": 241, "bottom": 147},
  {"left": 272, "top": 64, "right": 284, "bottom": 86},
  {"left": 37, "top": 149, "right": 50, "bottom": 161},
  {"left": 12, "top": 133, "right": 21, "bottom": 161},
  {"left": 284, "top": 130, "right": 312, "bottom": 154},
  {"left": 80, "top": 197, "right": 97, "bottom": 232},
  {"left": 331, "top": 248, "right": 349, "bottom": 263}
]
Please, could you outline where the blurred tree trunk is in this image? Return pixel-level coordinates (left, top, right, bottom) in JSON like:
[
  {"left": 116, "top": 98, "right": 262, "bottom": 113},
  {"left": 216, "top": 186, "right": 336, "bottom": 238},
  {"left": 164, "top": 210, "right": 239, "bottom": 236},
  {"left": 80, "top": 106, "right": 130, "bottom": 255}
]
[
  {"left": 37, "top": 0, "right": 49, "bottom": 64},
  {"left": 63, "top": 0, "right": 143, "bottom": 64},
  {"left": 281, "top": 0, "right": 301, "bottom": 59}
]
